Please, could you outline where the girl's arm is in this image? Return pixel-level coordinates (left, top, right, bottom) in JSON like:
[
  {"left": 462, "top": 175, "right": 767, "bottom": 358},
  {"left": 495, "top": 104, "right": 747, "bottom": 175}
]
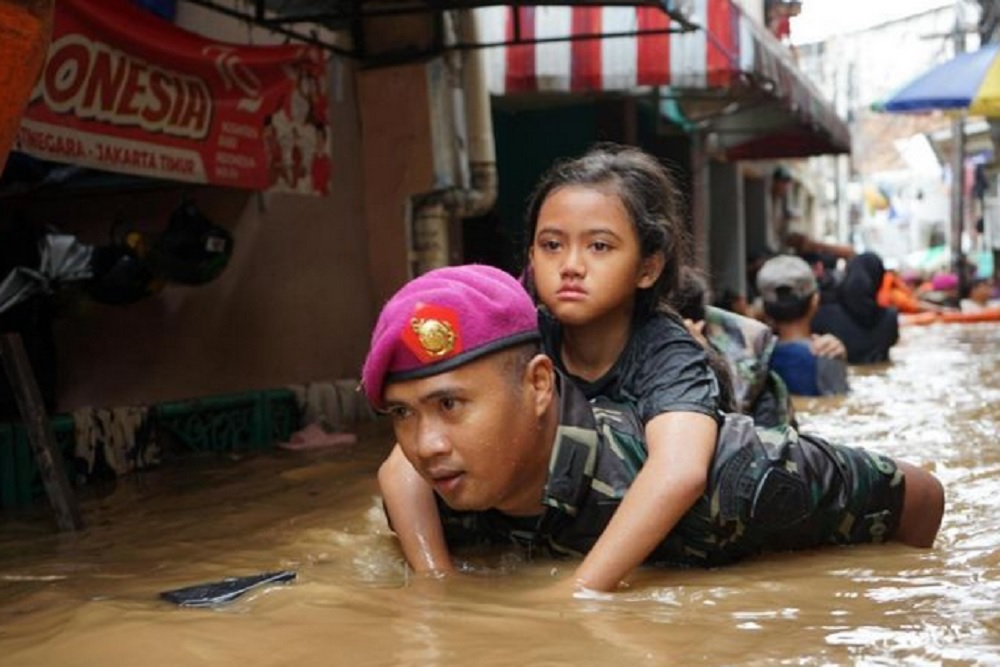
[
  {"left": 571, "top": 411, "right": 718, "bottom": 592},
  {"left": 377, "top": 445, "right": 456, "bottom": 574}
]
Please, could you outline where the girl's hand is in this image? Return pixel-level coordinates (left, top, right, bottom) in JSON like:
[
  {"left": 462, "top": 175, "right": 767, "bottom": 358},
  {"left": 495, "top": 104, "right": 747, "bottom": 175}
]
[{"left": 571, "top": 412, "right": 717, "bottom": 592}]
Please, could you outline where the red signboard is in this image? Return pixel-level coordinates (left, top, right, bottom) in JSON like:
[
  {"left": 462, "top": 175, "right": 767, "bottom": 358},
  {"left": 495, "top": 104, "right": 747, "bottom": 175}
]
[{"left": 15, "top": 0, "right": 331, "bottom": 194}]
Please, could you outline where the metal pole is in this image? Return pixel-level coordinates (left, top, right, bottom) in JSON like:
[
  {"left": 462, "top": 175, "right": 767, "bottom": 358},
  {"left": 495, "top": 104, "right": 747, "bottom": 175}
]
[
  {"left": 951, "top": 113, "right": 967, "bottom": 286},
  {"left": 690, "top": 130, "right": 710, "bottom": 269},
  {"left": 0, "top": 333, "right": 83, "bottom": 532},
  {"left": 951, "top": 5, "right": 967, "bottom": 291}
]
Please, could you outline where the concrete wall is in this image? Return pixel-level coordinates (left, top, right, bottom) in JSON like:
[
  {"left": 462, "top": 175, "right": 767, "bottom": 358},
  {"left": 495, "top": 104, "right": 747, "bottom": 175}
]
[
  {"left": 707, "top": 161, "right": 746, "bottom": 297},
  {"left": 357, "top": 63, "right": 435, "bottom": 307}
]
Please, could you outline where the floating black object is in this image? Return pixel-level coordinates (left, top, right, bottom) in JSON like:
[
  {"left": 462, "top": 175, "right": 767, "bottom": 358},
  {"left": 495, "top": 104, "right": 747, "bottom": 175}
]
[{"left": 159, "top": 570, "right": 296, "bottom": 607}]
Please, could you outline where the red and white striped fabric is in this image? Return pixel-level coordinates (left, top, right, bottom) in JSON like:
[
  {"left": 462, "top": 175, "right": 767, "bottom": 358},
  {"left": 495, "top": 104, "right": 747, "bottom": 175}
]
[
  {"left": 478, "top": 0, "right": 741, "bottom": 94},
  {"left": 476, "top": 0, "right": 850, "bottom": 156}
]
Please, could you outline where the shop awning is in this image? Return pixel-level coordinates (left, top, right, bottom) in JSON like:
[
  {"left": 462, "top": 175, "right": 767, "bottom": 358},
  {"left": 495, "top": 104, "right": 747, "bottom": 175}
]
[
  {"left": 476, "top": 0, "right": 850, "bottom": 160},
  {"left": 183, "top": 0, "right": 699, "bottom": 60}
]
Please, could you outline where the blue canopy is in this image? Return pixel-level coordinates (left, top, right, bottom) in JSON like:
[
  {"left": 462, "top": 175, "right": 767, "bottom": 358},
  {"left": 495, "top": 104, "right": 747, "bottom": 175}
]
[{"left": 881, "top": 44, "right": 1000, "bottom": 115}]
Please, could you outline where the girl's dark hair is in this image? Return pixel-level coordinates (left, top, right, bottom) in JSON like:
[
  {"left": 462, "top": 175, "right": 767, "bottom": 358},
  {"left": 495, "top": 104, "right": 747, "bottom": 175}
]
[
  {"left": 523, "top": 142, "right": 691, "bottom": 318},
  {"left": 674, "top": 265, "right": 711, "bottom": 322}
]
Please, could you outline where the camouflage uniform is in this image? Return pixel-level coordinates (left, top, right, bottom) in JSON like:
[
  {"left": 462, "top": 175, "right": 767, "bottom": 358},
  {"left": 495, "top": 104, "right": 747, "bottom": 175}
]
[
  {"left": 703, "top": 305, "right": 795, "bottom": 428},
  {"left": 438, "top": 375, "right": 904, "bottom": 568}
]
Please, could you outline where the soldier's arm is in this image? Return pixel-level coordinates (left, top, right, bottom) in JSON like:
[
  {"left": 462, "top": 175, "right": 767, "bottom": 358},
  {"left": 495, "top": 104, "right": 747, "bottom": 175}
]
[{"left": 378, "top": 444, "right": 455, "bottom": 574}]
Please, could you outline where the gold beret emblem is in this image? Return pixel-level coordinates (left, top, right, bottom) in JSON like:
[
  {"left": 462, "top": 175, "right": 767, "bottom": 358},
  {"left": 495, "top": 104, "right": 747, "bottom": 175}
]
[{"left": 410, "top": 317, "right": 456, "bottom": 357}]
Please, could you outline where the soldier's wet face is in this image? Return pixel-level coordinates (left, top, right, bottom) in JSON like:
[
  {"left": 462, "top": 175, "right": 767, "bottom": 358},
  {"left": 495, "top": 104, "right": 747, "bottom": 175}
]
[{"left": 383, "top": 353, "right": 555, "bottom": 517}]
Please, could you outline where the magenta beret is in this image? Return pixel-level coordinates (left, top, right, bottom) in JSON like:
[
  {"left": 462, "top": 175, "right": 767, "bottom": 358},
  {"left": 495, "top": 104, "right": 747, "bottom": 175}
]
[{"left": 361, "top": 264, "right": 540, "bottom": 409}]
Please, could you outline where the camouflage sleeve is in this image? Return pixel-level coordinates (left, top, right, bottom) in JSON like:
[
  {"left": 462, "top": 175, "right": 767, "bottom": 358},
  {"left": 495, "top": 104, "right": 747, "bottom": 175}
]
[{"left": 705, "top": 306, "right": 776, "bottom": 411}]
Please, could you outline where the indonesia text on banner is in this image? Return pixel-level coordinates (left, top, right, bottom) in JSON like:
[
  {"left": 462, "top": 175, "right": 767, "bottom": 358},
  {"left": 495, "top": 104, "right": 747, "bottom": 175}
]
[{"left": 15, "top": 0, "right": 331, "bottom": 195}]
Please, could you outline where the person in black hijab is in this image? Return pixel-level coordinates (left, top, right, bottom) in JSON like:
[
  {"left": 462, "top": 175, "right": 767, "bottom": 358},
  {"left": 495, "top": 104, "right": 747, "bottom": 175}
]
[{"left": 810, "top": 252, "right": 899, "bottom": 364}]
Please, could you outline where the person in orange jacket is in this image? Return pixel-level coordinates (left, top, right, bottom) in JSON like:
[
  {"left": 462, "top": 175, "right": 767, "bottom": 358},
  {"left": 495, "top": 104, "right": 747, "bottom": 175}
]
[{"left": 878, "top": 270, "right": 942, "bottom": 314}]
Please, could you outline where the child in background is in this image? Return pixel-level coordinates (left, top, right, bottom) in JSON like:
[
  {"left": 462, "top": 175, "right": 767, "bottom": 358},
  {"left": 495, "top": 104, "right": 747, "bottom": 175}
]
[
  {"left": 378, "top": 143, "right": 722, "bottom": 592},
  {"left": 757, "top": 255, "right": 849, "bottom": 397}
]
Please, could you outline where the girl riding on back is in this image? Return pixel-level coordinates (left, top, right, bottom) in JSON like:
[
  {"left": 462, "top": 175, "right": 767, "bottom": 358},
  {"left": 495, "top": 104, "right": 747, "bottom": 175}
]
[{"left": 378, "top": 143, "right": 722, "bottom": 593}]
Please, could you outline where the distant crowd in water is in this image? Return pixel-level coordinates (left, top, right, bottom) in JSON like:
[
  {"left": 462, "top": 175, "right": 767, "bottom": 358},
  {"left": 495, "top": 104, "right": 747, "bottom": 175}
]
[{"left": 698, "top": 237, "right": 1000, "bottom": 402}]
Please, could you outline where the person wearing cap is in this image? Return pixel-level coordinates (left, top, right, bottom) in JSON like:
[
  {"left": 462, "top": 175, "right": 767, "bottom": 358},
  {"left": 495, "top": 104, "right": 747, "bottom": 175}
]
[
  {"left": 366, "top": 264, "right": 945, "bottom": 593},
  {"left": 757, "top": 255, "right": 849, "bottom": 397}
]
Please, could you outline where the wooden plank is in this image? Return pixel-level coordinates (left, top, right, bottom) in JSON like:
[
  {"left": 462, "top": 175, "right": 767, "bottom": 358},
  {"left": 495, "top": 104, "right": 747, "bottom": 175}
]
[{"left": 0, "top": 333, "right": 82, "bottom": 531}]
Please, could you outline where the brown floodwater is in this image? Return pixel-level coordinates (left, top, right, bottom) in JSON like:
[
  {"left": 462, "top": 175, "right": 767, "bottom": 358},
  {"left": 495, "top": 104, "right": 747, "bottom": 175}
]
[{"left": 1, "top": 322, "right": 999, "bottom": 666}]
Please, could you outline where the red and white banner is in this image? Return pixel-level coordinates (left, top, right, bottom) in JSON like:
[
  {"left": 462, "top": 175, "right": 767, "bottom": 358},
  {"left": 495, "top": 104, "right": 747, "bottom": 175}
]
[{"left": 15, "top": 0, "right": 331, "bottom": 195}]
